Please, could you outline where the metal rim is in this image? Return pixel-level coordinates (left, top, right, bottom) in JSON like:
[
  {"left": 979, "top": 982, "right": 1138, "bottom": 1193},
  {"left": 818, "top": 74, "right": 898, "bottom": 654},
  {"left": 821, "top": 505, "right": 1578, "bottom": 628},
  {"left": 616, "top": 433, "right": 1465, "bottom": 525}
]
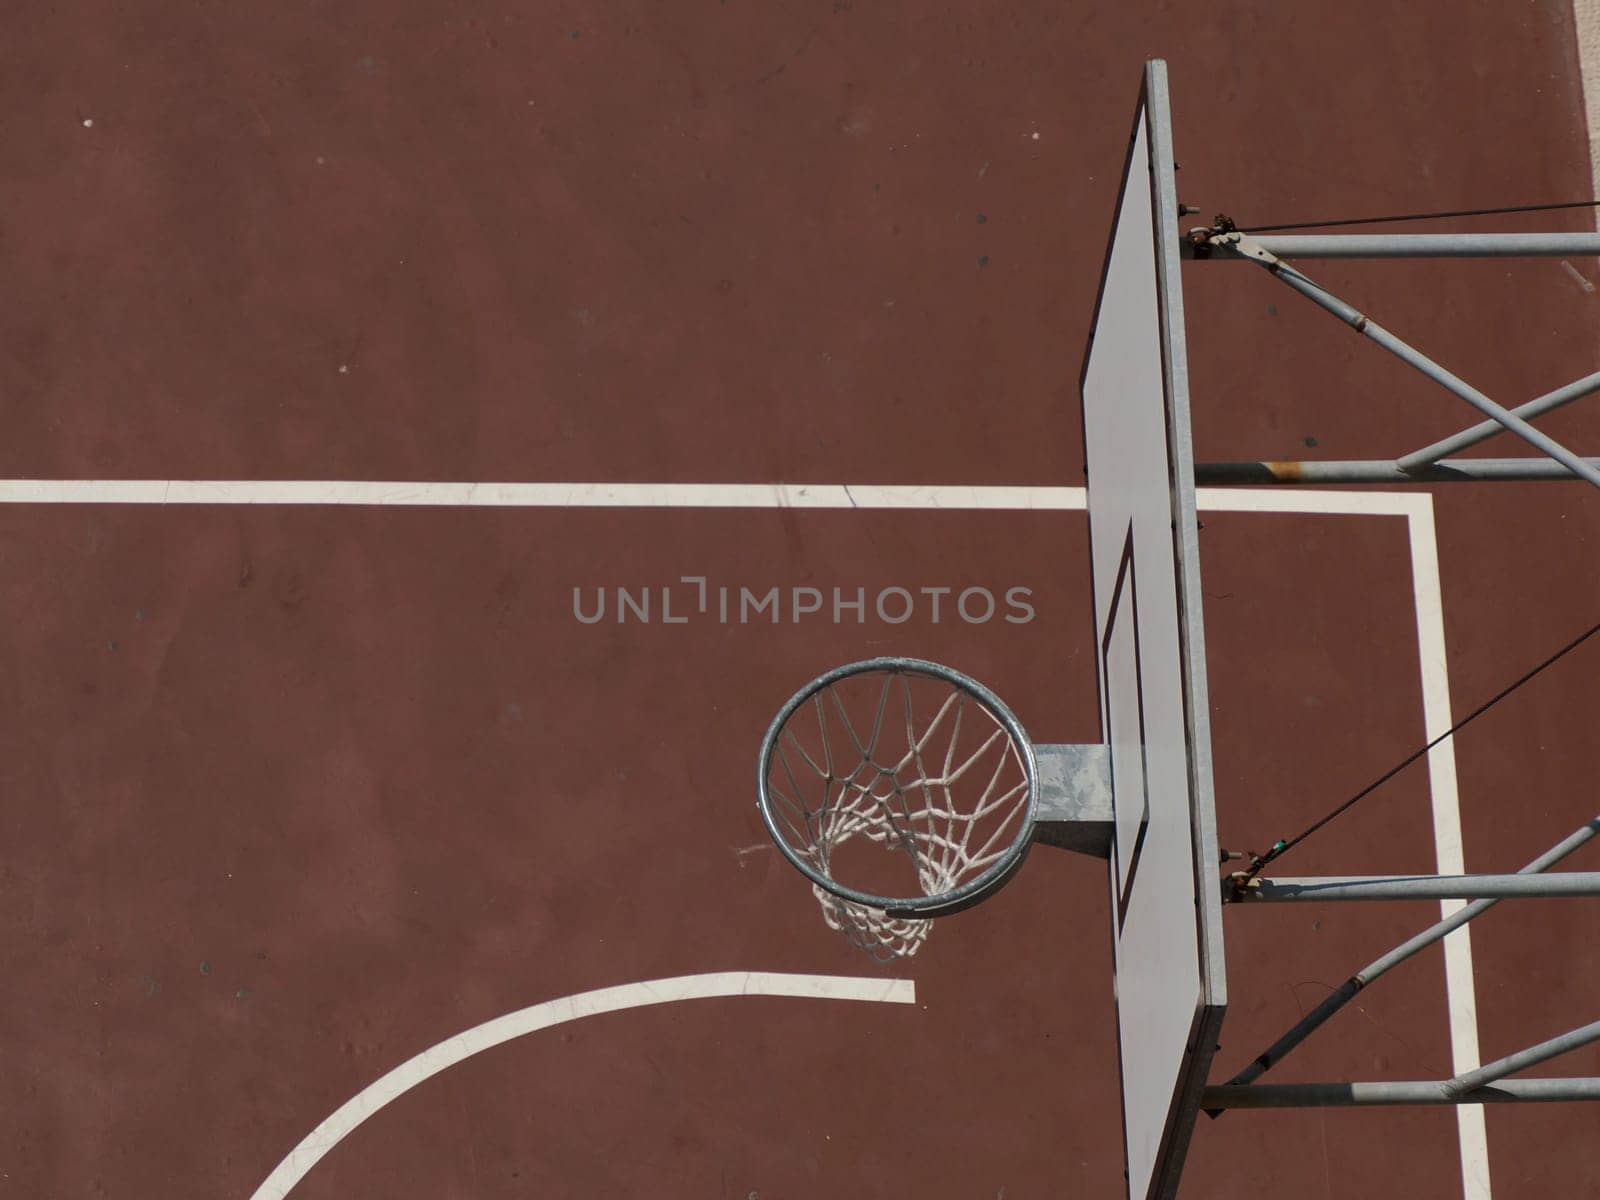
[{"left": 756, "top": 656, "right": 1039, "bottom": 918}]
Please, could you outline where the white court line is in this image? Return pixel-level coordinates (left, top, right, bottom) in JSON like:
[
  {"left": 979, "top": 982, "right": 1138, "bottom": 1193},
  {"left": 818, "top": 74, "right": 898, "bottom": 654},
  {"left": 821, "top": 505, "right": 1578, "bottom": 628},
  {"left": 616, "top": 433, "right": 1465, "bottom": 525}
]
[
  {"left": 1195, "top": 487, "right": 1414, "bottom": 517},
  {"left": 1203, "top": 488, "right": 1486, "bottom": 1196},
  {"left": 248, "top": 972, "right": 915, "bottom": 1200},
  {"left": 1202, "top": 490, "right": 1486, "bottom": 1196},
  {"left": 0, "top": 481, "right": 1480, "bottom": 1195},
  {"left": 1407, "top": 502, "right": 1488, "bottom": 1200},
  {"left": 0, "top": 479, "right": 1086, "bottom": 509}
]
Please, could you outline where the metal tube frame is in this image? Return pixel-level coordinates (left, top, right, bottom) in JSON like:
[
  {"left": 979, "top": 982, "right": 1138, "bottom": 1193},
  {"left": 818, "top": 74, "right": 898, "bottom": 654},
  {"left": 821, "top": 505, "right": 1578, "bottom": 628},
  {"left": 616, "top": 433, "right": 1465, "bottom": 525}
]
[
  {"left": 1217, "top": 816, "right": 1600, "bottom": 1094},
  {"left": 1204, "top": 1078, "right": 1600, "bottom": 1109},
  {"left": 1233, "top": 871, "right": 1600, "bottom": 902},
  {"left": 1239, "top": 243, "right": 1600, "bottom": 490},
  {"left": 1187, "top": 230, "right": 1600, "bottom": 488},
  {"left": 1185, "top": 232, "right": 1600, "bottom": 259},
  {"left": 1165, "top": 119, "right": 1600, "bottom": 1140},
  {"left": 1197, "top": 457, "right": 1600, "bottom": 484}
]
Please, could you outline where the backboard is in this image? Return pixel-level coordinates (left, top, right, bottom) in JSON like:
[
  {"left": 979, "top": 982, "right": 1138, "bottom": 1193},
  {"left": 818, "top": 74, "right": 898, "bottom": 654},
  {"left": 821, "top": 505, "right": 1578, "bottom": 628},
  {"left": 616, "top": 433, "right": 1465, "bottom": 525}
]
[{"left": 1080, "top": 60, "right": 1228, "bottom": 1200}]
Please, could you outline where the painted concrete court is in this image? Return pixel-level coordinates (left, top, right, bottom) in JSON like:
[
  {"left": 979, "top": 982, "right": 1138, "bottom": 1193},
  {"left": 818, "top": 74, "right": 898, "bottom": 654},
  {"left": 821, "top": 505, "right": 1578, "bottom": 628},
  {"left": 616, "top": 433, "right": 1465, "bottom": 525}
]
[
  {"left": 4, "top": 3, "right": 1600, "bottom": 1197},
  {"left": 3, "top": 488, "right": 1596, "bottom": 1197}
]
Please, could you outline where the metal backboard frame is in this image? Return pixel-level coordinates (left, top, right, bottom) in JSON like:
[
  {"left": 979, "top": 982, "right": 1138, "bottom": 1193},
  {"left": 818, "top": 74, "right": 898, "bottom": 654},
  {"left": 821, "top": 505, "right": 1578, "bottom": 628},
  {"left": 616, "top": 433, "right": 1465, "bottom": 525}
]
[{"left": 1079, "top": 59, "right": 1228, "bottom": 1200}]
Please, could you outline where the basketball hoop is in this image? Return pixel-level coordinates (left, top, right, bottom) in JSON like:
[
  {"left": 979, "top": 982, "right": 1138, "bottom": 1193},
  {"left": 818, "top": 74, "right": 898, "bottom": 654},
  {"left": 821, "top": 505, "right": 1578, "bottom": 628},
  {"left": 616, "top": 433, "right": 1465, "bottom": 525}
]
[{"left": 755, "top": 658, "right": 1039, "bottom": 960}]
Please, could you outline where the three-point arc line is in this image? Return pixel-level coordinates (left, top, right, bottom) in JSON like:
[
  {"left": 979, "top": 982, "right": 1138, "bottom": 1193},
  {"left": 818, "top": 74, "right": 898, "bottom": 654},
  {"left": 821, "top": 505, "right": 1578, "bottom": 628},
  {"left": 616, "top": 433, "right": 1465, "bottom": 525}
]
[{"left": 248, "top": 972, "right": 916, "bottom": 1199}]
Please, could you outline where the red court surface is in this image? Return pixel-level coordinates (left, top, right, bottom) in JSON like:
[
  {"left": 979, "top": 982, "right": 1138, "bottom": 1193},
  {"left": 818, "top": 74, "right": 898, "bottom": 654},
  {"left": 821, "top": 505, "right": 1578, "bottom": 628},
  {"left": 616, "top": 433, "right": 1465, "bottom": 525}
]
[{"left": 4, "top": 4, "right": 1600, "bottom": 1197}]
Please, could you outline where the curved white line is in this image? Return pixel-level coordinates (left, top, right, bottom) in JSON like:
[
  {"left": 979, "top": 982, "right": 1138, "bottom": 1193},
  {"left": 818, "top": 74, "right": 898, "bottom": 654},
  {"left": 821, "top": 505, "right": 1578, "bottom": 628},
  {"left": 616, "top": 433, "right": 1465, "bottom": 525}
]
[{"left": 249, "top": 971, "right": 915, "bottom": 1199}]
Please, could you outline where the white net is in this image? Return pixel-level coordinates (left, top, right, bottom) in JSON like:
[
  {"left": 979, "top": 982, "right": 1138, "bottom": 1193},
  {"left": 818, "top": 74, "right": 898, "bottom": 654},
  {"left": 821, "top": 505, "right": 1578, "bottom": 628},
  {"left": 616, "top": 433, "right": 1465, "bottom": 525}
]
[{"left": 763, "top": 666, "right": 1033, "bottom": 961}]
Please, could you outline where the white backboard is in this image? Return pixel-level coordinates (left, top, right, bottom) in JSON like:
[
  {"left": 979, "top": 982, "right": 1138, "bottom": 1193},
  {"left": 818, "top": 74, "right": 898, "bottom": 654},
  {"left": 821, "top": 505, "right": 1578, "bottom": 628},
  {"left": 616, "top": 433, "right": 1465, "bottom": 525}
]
[{"left": 1079, "top": 59, "right": 1228, "bottom": 1200}]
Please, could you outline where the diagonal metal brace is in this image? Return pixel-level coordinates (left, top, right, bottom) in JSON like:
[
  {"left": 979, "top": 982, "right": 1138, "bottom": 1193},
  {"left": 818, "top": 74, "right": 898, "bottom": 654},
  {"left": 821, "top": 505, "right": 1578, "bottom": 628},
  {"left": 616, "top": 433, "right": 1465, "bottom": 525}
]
[
  {"left": 1444, "top": 1017, "right": 1600, "bottom": 1097},
  {"left": 1398, "top": 369, "right": 1600, "bottom": 468}
]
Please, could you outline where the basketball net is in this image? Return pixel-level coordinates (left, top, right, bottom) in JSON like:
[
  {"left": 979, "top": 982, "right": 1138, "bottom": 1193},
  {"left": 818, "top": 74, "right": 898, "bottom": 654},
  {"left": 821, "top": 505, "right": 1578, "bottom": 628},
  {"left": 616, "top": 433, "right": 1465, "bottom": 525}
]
[{"left": 764, "top": 670, "right": 1032, "bottom": 960}]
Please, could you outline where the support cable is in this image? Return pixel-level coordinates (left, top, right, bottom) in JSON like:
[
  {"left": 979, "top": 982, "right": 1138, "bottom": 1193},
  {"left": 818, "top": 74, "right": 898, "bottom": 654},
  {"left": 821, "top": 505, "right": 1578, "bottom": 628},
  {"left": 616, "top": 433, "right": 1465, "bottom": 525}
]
[
  {"left": 1240, "top": 198, "right": 1600, "bottom": 234},
  {"left": 1227, "top": 618, "right": 1600, "bottom": 894}
]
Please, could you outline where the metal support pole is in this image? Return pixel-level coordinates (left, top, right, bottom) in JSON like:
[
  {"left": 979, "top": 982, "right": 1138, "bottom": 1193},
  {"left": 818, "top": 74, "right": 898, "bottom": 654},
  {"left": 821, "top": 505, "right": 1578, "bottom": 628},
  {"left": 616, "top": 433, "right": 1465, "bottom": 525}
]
[
  {"left": 1235, "top": 872, "right": 1600, "bottom": 902},
  {"left": 1203, "top": 1078, "right": 1600, "bottom": 1109},
  {"left": 1443, "top": 1018, "right": 1600, "bottom": 1097},
  {"left": 1254, "top": 255, "right": 1600, "bottom": 490},
  {"left": 1216, "top": 816, "right": 1600, "bottom": 1093},
  {"left": 1185, "top": 232, "right": 1600, "bottom": 259},
  {"left": 1196, "top": 458, "right": 1600, "bottom": 484},
  {"left": 1398, "top": 370, "right": 1600, "bottom": 468}
]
